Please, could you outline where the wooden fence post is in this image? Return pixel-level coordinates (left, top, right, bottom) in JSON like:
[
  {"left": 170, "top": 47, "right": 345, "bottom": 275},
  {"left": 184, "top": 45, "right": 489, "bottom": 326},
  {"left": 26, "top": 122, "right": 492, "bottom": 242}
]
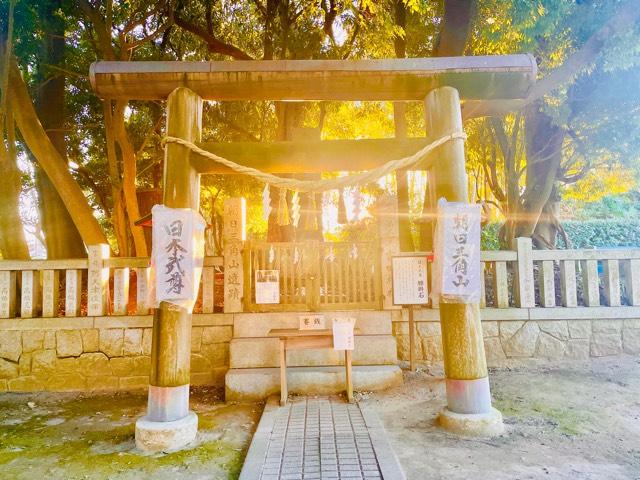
[
  {"left": 113, "top": 268, "right": 130, "bottom": 315},
  {"left": 41, "top": 270, "right": 59, "bottom": 318},
  {"left": 560, "top": 260, "right": 578, "bottom": 307},
  {"left": 135, "top": 267, "right": 151, "bottom": 315},
  {"left": 0, "top": 271, "right": 17, "bottom": 318},
  {"left": 539, "top": 260, "right": 556, "bottom": 307},
  {"left": 20, "top": 270, "right": 40, "bottom": 318},
  {"left": 621, "top": 259, "right": 640, "bottom": 306},
  {"left": 87, "top": 244, "right": 110, "bottom": 316},
  {"left": 65, "top": 269, "right": 83, "bottom": 317},
  {"left": 581, "top": 259, "right": 600, "bottom": 307},
  {"left": 512, "top": 237, "right": 535, "bottom": 308},
  {"left": 602, "top": 259, "right": 621, "bottom": 307}
]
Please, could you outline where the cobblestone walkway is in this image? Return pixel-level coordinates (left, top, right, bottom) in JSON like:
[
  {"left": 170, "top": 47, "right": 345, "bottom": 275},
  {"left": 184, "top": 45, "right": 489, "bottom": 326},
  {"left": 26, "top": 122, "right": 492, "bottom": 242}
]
[{"left": 240, "top": 397, "right": 405, "bottom": 480}]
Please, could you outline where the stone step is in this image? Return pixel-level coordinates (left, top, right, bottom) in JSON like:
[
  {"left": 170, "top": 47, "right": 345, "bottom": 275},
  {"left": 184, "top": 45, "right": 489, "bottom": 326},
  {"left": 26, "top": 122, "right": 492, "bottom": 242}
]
[
  {"left": 229, "top": 335, "right": 398, "bottom": 369},
  {"left": 225, "top": 365, "right": 403, "bottom": 401},
  {"left": 233, "top": 310, "right": 392, "bottom": 338}
]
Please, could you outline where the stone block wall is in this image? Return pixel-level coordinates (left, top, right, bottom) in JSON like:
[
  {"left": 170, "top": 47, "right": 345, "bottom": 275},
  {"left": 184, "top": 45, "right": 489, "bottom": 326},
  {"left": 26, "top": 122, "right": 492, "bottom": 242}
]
[
  {"left": 392, "top": 311, "right": 640, "bottom": 366},
  {"left": 3, "top": 309, "right": 640, "bottom": 393},
  {"left": 0, "top": 315, "right": 232, "bottom": 392}
]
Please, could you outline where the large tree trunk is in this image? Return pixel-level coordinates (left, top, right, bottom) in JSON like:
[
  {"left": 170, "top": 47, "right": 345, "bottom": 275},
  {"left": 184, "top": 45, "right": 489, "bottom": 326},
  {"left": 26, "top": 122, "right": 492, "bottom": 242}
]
[
  {"left": 7, "top": 58, "right": 108, "bottom": 247},
  {"left": 502, "top": 104, "right": 564, "bottom": 248},
  {"left": 393, "top": 0, "right": 413, "bottom": 251},
  {"left": 103, "top": 100, "right": 129, "bottom": 256},
  {"left": 418, "top": 0, "right": 476, "bottom": 251},
  {"left": 0, "top": 7, "right": 30, "bottom": 260},
  {"left": 35, "top": 0, "right": 86, "bottom": 259},
  {"left": 0, "top": 101, "right": 30, "bottom": 259},
  {"left": 112, "top": 100, "right": 148, "bottom": 256}
]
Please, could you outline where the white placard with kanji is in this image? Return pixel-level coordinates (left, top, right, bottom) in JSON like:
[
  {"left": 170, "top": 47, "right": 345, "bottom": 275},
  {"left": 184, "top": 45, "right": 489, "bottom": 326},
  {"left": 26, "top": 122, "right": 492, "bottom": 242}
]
[
  {"left": 391, "top": 256, "right": 429, "bottom": 305},
  {"left": 299, "top": 314, "right": 326, "bottom": 330},
  {"left": 332, "top": 317, "right": 355, "bottom": 350},
  {"left": 255, "top": 270, "right": 280, "bottom": 304},
  {"left": 151, "top": 205, "right": 206, "bottom": 308},
  {"left": 434, "top": 200, "right": 481, "bottom": 303}
]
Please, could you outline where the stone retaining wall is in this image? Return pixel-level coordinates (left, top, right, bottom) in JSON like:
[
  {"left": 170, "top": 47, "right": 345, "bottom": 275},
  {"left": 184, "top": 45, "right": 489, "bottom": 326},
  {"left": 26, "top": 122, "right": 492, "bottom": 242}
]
[
  {"left": 393, "top": 313, "right": 640, "bottom": 365},
  {"left": 2, "top": 309, "right": 640, "bottom": 392},
  {"left": 0, "top": 314, "right": 232, "bottom": 392}
]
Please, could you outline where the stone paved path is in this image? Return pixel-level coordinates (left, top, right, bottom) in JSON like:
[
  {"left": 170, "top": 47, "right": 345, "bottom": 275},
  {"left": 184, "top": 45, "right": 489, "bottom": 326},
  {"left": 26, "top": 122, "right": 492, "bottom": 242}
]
[{"left": 239, "top": 396, "right": 405, "bottom": 480}]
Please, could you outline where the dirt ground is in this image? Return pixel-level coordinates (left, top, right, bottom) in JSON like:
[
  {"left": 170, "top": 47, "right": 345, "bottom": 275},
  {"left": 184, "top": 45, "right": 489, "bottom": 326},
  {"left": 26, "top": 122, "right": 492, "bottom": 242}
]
[
  {"left": 364, "top": 356, "right": 640, "bottom": 480},
  {"left": 0, "top": 388, "right": 261, "bottom": 480},
  {"left": 1, "top": 358, "right": 639, "bottom": 480}
]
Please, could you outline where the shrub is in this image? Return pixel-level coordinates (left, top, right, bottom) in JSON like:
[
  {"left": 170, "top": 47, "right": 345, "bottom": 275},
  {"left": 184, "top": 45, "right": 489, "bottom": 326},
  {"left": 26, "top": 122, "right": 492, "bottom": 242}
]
[
  {"left": 480, "top": 220, "right": 640, "bottom": 250},
  {"left": 562, "top": 220, "right": 640, "bottom": 248}
]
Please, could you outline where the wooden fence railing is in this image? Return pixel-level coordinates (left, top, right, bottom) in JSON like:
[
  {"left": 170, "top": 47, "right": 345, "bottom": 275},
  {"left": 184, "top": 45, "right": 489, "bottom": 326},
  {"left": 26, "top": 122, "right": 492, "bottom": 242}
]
[
  {"left": 479, "top": 239, "right": 640, "bottom": 308},
  {"left": 0, "top": 237, "right": 639, "bottom": 319},
  {"left": 0, "top": 249, "right": 223, "bottom": 319}
]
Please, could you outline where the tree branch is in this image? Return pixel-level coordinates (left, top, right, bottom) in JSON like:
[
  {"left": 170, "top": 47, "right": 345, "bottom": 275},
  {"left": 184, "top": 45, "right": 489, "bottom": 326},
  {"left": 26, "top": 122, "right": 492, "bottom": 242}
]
[{"left": 173, "top": 14, "right": 254, "bottom": 60}]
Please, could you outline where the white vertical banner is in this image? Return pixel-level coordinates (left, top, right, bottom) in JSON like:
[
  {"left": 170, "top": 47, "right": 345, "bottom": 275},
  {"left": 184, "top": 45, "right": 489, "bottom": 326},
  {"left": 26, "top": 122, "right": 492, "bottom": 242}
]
[
  {"left": 150, "top": 205, "right": 206, "bottom": 311},
  {"left": 433, "top": 199, "right": 481, "bottom": 304}
]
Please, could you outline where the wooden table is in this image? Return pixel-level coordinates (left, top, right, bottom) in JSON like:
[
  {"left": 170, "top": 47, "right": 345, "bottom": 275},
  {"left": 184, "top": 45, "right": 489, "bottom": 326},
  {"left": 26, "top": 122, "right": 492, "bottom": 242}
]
[{"left": 268, "top": 328, "right": 360, "bottom": 406}]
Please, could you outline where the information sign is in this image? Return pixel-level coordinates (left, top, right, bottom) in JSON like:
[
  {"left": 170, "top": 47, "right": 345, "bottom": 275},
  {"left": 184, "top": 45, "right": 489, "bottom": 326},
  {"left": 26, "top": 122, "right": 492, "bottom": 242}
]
[
  {"left": 255, "top": 269, "right": 280, "bottom": 304},
  {"left": 391, "top": 256, "right": 429, "bottom": 306}
]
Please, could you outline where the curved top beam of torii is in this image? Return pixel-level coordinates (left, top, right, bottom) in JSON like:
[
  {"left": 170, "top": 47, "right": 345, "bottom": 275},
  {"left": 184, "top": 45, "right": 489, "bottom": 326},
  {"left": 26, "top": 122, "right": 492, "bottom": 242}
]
[{"left": 90, "top": 55, "right": 536, "bottom": 102}]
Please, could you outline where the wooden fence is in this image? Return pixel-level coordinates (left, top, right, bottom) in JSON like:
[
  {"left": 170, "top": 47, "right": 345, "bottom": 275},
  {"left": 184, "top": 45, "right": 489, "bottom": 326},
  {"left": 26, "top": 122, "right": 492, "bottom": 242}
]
[
  {"left": 0, "top": 248, "right": 223, "bottom": 319},
  {"left": 0, "top": 237, "right": 639, "bottom": 320},
  {"left": 243, "top": 241, "right": 381, "bottom": 312}
]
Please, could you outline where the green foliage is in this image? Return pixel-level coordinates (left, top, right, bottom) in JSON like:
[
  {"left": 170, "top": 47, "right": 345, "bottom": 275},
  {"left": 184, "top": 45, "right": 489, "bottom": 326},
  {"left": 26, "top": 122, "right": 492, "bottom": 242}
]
[
  {"left": 481, "top": 223, "right": 501, "bottom": 251},
  {"left": 562, "top": 220, "right": 640, "bottom": 249},
  {"left": 482, "top": 219, "right": 640, "bottom": 250}
]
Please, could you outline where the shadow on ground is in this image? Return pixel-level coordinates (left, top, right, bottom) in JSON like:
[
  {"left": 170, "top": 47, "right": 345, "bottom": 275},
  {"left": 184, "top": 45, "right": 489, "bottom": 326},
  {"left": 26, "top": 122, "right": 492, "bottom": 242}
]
[{"left": 0, "top": 388, "right": 261, "bottom": 480}]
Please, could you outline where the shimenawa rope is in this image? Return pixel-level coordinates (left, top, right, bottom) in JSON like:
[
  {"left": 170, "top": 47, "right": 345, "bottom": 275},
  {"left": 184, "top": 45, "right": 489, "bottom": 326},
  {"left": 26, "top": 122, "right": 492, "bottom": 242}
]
[{"left": 162, "top": 131, "right": 466, "bottom": 193}]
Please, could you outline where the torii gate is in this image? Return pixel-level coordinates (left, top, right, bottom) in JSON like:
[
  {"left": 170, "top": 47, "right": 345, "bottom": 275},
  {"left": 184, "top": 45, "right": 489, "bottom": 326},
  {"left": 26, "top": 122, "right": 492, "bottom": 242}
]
[{"left": 90, "top": 54, "right": 536, "bottom": 451}]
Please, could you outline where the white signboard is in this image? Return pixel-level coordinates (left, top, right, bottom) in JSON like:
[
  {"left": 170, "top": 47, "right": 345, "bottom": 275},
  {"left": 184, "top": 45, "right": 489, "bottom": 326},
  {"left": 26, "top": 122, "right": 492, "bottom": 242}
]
[
  {"left": 391, "top": 256, "right": 429, "bottom": 305},
  {"left": 433, "top": 200, "right": 481, "bottom": 303},
  {"left": 151, "top": 205, "right": 206, "bottom": 309},
  {"left": 299, "top": 314, "right": 326, "bottom": 330},
  {"left": 255, "top": 270, "right": 280, "bottom": 304},
  {"left": 332, "top": 317, "right": 355, "bottom": 351}
]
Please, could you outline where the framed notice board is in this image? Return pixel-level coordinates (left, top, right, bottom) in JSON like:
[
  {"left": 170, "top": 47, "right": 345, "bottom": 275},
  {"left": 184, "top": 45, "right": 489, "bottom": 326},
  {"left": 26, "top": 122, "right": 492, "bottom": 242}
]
[{"left": 391, "top": 256, "right": 429, "bottom": 306}]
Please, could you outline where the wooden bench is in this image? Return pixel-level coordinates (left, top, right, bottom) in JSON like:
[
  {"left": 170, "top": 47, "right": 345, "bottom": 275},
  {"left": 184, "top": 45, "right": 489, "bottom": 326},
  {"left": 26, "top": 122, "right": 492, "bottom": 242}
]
[{"left": 268, "top": 328, "right": 360, "bottom": 406}]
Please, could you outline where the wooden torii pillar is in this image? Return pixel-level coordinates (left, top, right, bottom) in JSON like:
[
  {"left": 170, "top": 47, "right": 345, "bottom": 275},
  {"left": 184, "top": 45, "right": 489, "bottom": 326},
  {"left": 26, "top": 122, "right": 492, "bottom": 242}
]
[
  {"left": 135, "top": 87, "right": 203, "bottom": 452},
  {"left": 425, "top": 86, "right": 503, "bottom": 435}
]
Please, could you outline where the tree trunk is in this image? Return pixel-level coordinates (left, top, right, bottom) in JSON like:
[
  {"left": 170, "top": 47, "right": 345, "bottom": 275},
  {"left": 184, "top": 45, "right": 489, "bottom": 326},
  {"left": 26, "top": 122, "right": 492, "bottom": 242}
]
[
  {"left": 393, "top": 0, "right": 413, "bottom": 251},
  {"left": 7, "top": 58, "right": 108, "bottom": 247},
  {"left": 112, "top": 100, "right": 148, "bottom": 256},
  {"left": 35, "top": 0, "right": 86, "bottom": 259},
  {"left": 502, "top": 104, "right": 564, "bottom": 248},
  {"left": 532, "top": 189, "right": 561, "bottom": 249},
  {"left": 0, "top": 5, "right": 29, "bottom": 260},
  {"left": 0, "top": 101, "right": 30, "bottom": 259},
  {"left": 103, "top": 100, "right": 129, "bottom": 256},
  {"left": 419, "top": 0, "right": 476, "bottom": 251}
]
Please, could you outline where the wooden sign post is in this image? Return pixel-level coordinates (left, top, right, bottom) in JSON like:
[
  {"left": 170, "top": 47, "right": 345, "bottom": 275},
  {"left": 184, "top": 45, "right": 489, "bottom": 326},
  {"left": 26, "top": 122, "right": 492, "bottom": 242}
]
[{"left": 392, "top": 255, "right": 429, "bottom": 371}]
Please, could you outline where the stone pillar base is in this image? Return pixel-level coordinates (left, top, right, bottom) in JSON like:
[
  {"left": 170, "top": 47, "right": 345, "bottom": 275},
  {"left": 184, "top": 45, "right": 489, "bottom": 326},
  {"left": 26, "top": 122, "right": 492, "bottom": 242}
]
[
  {"left": 135, "top": 411, "right": 198, "bottom": 452},
  {"left": 438, "top": 407, "right": 504, "bottom": 437}
]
